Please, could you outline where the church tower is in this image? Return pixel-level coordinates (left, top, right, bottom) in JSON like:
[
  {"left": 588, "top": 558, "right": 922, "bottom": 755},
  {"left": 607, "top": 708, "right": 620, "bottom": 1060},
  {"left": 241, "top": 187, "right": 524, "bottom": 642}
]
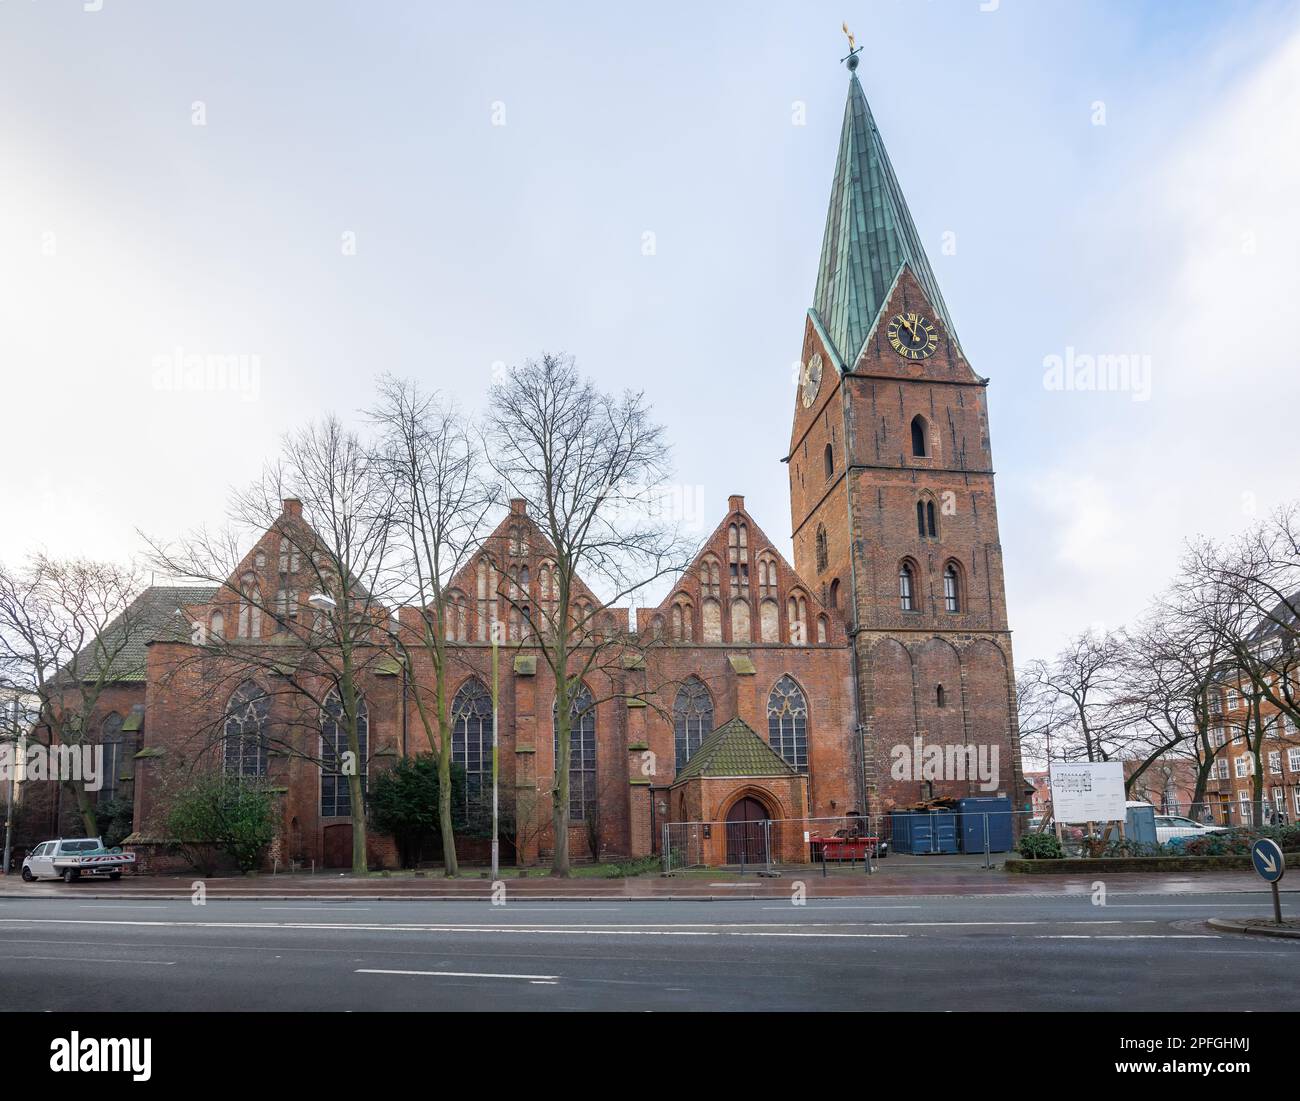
[{"left": 787, "top": 49, "right": 1024, "bottom": 815}]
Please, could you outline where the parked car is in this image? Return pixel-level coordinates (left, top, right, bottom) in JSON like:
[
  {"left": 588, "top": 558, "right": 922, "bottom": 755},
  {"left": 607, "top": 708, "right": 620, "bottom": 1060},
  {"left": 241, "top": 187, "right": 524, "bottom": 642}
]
[
  {"left": 1153, "top": 815, "right": 1228, "bottom": 845},
  {"left": 21, "top": 838, "right": 136, "bottom": 883}
]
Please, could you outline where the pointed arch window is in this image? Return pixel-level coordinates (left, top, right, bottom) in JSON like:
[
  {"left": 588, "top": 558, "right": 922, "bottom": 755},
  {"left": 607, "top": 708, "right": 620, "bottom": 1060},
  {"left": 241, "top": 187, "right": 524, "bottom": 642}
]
[
  {"left": 452, "top": 678, "right": 492, "bottom": 818},
  {"left": 787, "top": 593, "right": 808, "bottom": 645},
  {"left": 674, "top": 677, "right": 714, "bottom": 772},
  {"left": 702, "top": 597, "right": 722, "bottom": 643},
  {"left": 767, "top": 675, "right": 808, "bottom": 772},
  {"left": 824, "top": 443, "right": 834, "bottom": 479},
  {"left": 911, "top": 415, "right": 928, "bottom": 457},
  {"left": 476, "top": 559, "right": 496, "bottom": 641},
  {"left": 829, "top": 578, "right": 840, "bottom": 609},
  {"left": 209, "top": 610, "right": 224, "bottom": 641},
  {"left": 554, "top": 683, "right": 596, "bottom": 821},
  {"left": 728, "top": 523, "right": 750, "bottom": 595},
  {"left": 98, "top": 712, "right": 125, "bottom": 802},
  {"left": 815, "top": 525, "right": 828, "bottom": 573},
  {"left": 917, "top": 499, "right": 937, "bottom": 539},
  {"left": 731, "top": 598, "right": 751, "bottom": 643},
  {"left": 224, "top": 682, "right": 268, "bottom": 777},
  {"left": 671, "top": 598, "right": 694, "bottom": 642},
  {"left": 321, "top": 690, "right": 368, "bottom": 818},
  {"left": 899, "top": 562, "right": 916, "bottom": 612},
  {"left": 943, "top": 562, "right": 961, "bottom": 613},
  {"left": 237, "top": 573, "right": 261, "bottom": 639}
]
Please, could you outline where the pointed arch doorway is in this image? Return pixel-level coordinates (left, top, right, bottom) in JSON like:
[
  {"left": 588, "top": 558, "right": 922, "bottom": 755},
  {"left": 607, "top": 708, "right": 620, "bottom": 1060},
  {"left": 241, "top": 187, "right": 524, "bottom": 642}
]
[{"left": 725, "top": 795, "right": 771, "bottom": 866}]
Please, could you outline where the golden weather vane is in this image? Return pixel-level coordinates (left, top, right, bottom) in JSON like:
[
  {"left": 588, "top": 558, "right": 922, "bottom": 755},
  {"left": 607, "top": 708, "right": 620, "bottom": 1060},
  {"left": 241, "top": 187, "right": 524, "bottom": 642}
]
[{"left": 841, "top": 21, "right": 863, "bottom": 68}]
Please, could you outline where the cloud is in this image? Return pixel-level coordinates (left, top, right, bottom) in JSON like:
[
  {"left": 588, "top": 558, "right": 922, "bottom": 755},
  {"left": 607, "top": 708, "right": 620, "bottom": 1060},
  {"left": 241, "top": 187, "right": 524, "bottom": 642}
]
[{"left": 1006, "top": 18, "right": 1300, "bottom": 667}]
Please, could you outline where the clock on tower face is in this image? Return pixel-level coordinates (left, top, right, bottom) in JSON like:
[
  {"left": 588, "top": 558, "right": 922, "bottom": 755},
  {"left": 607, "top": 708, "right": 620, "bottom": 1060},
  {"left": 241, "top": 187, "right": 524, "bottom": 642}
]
[
  {"left": 886, "top": 312, "right": 939, "bottom": 360},
  {"left": 801, "top": 353, "right": 823, "bottom": 407}
]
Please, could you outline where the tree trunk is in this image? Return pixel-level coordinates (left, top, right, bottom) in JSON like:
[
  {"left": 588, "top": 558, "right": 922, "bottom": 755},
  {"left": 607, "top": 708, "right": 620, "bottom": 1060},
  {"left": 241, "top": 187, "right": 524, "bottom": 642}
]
[
  {"left": 348, "top": 765, "right": 368, "bottom": 874},
  {"left": 552, "top": 672, "right": 571, "bottom": 878},
  {"left": 344, "top": 694, "right": 368, "bottom": 876},
  {"left": 438, "top": 728, "right": 458, "bottom": 877},
  {"left": 71, "top": 780, "right": 98, "bottom": 839}
]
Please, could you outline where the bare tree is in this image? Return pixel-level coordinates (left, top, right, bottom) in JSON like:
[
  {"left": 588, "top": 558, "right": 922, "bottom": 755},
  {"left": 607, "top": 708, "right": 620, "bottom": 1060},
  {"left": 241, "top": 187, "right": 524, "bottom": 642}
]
[
  {"left": 370, "top": 376, "right": 498, "bottom": 876},
  {"left": 1115, "top": 608, "right": 1230, "bottom": 808},
  {"left": 484, "top": 353, "right": 687, "bottom": 875},
  {"left": 144, "top": 417, "right": 400, "bottom": 874},
  {"left": 1021, "top": 629, "right": 1128, "bottom": 766},
  {"left": 0, "top": 557, "right": 145, "bottom": 837}
]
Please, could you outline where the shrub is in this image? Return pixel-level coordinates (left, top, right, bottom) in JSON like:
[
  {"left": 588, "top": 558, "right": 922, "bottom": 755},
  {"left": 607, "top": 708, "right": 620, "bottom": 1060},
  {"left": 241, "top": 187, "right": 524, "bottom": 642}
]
[
  {"left": 368, "top": 754, "right": 467, "bottom": 868},
  {"left": 94, "top": 796, "right": 136, "bottom": 850},
  {"left": 165, "top": 774, "right": 277, "bottom": 874},
  {"left": 1017, "top": 832, "right": 1063, "bottom": 860},
  {"left": 1099, "top": 838, "right": 1163, "bottom": 858}
]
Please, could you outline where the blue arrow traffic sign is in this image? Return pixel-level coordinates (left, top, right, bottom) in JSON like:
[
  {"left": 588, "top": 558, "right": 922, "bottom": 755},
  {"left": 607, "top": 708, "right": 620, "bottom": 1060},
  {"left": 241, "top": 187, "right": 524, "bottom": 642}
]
[{"left": 1251, "top": 838, "right": 1285, "bottom": 884}]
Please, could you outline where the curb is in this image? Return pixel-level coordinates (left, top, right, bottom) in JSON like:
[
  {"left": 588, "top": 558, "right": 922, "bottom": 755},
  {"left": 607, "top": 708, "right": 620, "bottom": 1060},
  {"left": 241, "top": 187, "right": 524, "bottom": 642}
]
[
  {"left": 3, "top": 886, "right": 1297, "bottom": 904},
  {"left": 1207, "top": 918, "right": 1300, "bottom": 940}
]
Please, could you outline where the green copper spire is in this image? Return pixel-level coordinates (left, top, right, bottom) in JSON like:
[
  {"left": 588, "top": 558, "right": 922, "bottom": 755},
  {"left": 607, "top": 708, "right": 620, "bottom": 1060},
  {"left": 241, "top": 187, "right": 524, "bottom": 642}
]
[{"left": 812, "top": 69, "right": 955, "bottom": 368}]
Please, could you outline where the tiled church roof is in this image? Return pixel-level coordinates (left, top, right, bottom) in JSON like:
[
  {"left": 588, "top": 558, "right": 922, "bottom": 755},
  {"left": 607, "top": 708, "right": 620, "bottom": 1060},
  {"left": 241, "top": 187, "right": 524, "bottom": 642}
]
[{"left": 70, "top": 585, "right": 218, "bottom": 683}]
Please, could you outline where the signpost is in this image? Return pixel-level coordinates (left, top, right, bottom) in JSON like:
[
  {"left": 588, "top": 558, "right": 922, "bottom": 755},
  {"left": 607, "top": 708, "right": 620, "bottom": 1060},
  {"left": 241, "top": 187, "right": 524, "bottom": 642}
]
[{"left": 1250, "top": 837, "right": 1285, "bottom": 925}]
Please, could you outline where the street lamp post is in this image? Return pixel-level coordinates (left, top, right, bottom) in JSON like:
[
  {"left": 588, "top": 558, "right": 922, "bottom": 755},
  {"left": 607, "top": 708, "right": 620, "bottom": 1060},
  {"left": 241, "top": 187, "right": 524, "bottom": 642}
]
[
  {"left": 490, "top": 623, "right": 500, "bottom": 881},
  {"left": 3, "top": 697, "right": 18, "bottom": 875}
]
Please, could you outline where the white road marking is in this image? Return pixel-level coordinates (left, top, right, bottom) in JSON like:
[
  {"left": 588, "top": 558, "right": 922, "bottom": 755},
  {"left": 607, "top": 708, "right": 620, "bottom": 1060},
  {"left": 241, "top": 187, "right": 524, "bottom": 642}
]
[
  {"left": 261, "top": 907, "right": 373, "bottom": 911},
  {"left": 4, "top": 954, "right": 176, "bottom": 964},
  {"left": 1036, "top": 935, "right": 1219, "bottom": 940},
  {"left": 762, "top": 905, "right": 923, "bottom": 910},
  {"left": 357, "top": 968, "right": 559, "bottom": 980},
  {"left": 0, "top": 917, "right": 907, "bottom": 939}
]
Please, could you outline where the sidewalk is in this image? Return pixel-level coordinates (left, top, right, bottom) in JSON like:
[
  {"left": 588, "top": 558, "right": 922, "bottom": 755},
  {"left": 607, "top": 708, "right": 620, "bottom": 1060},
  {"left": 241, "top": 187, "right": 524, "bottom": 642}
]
[{"left": 0, "top": 863, "right": 1286, "bottom": 901}]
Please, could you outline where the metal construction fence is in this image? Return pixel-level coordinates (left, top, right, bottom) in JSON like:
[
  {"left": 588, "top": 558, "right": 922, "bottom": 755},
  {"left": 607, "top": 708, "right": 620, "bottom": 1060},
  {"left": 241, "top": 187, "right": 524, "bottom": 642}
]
[
  {"left": 659, "top": 799, "right": 1292, "bottom": 874},
  {"left": 660, "top": 810, "right": 1037, "bottom": 875}
]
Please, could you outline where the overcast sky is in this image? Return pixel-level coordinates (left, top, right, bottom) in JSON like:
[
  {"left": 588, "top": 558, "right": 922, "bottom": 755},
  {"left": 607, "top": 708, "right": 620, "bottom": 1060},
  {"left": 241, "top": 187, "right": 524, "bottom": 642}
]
[{"left": 1, "top": 0, "right": 1297, "bottom": 669}]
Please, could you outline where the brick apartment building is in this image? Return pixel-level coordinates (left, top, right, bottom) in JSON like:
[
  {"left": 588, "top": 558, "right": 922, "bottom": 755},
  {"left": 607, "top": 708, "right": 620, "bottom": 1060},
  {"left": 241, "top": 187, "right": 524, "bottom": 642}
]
[
  {"left": 20, "top": 60, "right": 1026, "bottom": 868},
  {"left": 1201, "top": 603, "right": 1300, "bottom": 826}
]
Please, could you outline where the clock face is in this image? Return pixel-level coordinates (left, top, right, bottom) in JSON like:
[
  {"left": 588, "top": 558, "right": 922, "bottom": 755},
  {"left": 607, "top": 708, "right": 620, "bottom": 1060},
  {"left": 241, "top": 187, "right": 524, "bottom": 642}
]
[
  {"left": 887, "top": 312, "right": 939, "bottom": 360},
  {"left": 801, "top": 353, "right": 823, "bottom": 407}
]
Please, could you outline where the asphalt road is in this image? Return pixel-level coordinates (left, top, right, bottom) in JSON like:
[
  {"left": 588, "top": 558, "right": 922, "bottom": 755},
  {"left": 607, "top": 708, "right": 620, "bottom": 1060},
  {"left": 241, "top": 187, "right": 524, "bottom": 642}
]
[{"left": 1, "top": 891, "right": 1296, "bottom": 1011}]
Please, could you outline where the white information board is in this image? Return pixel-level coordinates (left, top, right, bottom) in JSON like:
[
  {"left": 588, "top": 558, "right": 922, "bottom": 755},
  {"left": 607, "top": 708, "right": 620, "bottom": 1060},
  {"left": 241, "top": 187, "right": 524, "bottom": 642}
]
[{"left": 1049, "top": 761, "right": 1125, "bottom": 823}]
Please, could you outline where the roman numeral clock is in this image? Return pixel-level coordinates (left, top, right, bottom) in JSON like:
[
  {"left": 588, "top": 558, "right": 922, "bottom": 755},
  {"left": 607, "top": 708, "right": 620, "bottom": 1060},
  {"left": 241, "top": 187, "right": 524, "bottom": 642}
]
[{"left": 886, "top": 312, "right": 939, "bottom": 360}]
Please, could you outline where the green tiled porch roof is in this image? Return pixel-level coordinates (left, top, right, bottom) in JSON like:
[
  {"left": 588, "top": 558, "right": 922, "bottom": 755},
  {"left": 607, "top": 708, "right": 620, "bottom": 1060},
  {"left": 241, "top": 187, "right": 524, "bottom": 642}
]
[
  {"left": 672, "top": 717, "right": 796, "bottom": 783},
  {"left": 812, "top": 72, "right": 956, "bottom": 368}
]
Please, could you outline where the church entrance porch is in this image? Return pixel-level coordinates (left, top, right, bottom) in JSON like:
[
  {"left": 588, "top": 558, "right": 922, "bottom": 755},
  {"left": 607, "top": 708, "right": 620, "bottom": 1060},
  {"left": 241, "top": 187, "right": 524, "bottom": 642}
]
[{"left": 725, "top": 795, "right": 771, "bottom": 865}]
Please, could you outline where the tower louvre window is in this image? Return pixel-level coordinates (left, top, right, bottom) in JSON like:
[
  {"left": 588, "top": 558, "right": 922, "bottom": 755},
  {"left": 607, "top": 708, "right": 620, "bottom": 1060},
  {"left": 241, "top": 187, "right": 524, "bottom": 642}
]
[
  {"left": 911, "top": 415, "right": 927, "bottom": 457},
  {"left": 917, "top": 499, "right": 937, "bottom": 539}
]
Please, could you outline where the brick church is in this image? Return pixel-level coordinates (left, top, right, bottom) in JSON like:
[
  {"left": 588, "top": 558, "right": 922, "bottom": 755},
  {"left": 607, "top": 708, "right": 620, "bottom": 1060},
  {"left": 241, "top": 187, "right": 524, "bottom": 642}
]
[{"left": 32, "top": 59, "right": 1025, "bottom": 869}]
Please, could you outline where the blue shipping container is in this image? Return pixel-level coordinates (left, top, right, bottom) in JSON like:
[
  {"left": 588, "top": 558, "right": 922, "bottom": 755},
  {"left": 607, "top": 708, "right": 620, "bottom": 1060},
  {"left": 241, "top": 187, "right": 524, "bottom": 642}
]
[
  {"left": 956, "top": 796, "right": 1013, "bottom": 854},
  {"left": 890, "top": 810, "right": 958, "bottom": 854}
]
